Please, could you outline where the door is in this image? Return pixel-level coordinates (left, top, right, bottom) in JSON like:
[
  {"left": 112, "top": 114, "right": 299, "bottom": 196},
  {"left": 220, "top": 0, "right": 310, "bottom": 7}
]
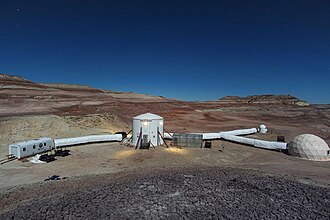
[
  {"left": 10, "top": 146, "right": 19, "bottom": 157},
  {"left": 141, "top": 121, "right": 150, "bottom": 144}
]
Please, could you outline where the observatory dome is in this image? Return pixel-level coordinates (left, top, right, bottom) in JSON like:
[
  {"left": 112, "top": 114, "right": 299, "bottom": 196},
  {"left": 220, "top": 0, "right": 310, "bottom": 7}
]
[
  {"left": 259, "top": 124, "right": 267, "bottom": 134},
  {"left": 288, "top": 134, "right": 330, "bottom": 161}
]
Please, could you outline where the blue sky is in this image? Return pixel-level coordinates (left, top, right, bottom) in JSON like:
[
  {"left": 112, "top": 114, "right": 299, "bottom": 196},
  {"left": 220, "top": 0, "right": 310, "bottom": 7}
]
[{"left": 1, "top": 0, "right": 329, "bottom": 103}]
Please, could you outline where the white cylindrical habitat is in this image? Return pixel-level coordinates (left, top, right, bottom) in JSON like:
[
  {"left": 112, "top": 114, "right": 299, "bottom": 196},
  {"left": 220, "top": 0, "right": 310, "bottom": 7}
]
[{"left": 132, "top": 113, "right": 164, "bottom": 146}]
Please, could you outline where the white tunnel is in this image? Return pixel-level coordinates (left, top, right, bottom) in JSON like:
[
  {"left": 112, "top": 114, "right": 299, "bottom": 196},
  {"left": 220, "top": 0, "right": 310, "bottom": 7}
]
[
  {"left": 53, "top": 126, "right": 286, "bottom": 151},
  {"left": 220, "top": 134, "right": 287, "bottom": 150},
  {"left": 54, "top": 134, "right": 123, "bottom": 148},
  {"left": 188, "top": 128, "right": 259, "bottom": 140},
  {"left": 165, "top": 126, "right": 287, "bottom": 151}
]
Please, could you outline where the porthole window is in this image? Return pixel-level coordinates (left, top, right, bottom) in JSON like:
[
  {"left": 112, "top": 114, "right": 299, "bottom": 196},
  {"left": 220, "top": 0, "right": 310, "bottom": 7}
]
[
  {"left": 33, "top": 145, "right": 35, "bottom": 149},
  {"left": 23, "top": 147, "right": 26, "bottom": 151},
  {"left": 39, "top": 143, "right": 43, "bottom": 148},
  {"left": 44, "top": 143, "right": 46, "bottom": 146}
]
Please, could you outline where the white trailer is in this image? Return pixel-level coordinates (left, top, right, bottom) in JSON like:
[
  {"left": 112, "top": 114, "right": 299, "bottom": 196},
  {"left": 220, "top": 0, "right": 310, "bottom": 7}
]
[{"left": 9, "top": 138, "right": 54, "bottom": 159}]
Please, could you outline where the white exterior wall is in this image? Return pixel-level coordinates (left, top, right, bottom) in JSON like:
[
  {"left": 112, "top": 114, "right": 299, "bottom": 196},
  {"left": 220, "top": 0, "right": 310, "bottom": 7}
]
[
  {"left": 9, "top": 138, "right": 54, "bottom": 159},
  {"left": 132, "top": 117, "right": 164, "bottom": 146}
]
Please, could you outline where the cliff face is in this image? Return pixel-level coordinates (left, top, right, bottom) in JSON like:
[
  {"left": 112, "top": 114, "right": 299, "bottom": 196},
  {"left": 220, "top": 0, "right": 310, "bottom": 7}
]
[{"left": 219, "top": 95, "right": 310, "bottom": 106}]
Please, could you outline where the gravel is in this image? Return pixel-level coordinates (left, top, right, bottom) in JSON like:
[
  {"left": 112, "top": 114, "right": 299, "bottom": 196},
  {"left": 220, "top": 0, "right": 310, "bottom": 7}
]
[{"left": 1, "top": 167, "right": 329, "bottom": 219}]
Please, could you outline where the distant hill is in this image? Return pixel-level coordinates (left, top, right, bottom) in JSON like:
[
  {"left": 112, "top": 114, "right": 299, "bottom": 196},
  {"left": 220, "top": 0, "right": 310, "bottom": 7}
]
[
  {"left": 0, "top": 73, "right": 27, "bottom": 81},
  {"left": 40, "top": 83, "right": 103, "bottom": 93},
  {"left": 0, "top": 73, "right": 171, "bottom": 117},
  {"left": 219, "top": 95, "right": 310, "bottom": 106},
  {"left": 0, "top": 73, "right": 312, "bottom": 107}
]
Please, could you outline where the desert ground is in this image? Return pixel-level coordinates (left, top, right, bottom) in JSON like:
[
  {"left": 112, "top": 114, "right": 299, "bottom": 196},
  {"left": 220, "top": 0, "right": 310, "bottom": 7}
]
[{"left": 0, "top": 74, "right": 329, "bottom": 219}]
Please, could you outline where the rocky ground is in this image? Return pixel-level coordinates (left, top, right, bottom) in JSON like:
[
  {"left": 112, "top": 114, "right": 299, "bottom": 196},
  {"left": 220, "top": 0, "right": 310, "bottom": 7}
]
[{"left": 0, "top": 167, "right": 329, "bottom": 219}]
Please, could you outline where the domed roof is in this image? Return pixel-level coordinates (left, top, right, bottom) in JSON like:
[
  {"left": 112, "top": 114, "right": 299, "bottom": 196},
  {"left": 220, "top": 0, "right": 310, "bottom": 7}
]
[
  {"left": 260, "top": 124, "right": 266, "bottom": 129},
  {"left": 288, "top": 134, "right": 330, "bottom": 161},
  {"left": 133, "top": 113, "right": 163, "bottom": 120}
]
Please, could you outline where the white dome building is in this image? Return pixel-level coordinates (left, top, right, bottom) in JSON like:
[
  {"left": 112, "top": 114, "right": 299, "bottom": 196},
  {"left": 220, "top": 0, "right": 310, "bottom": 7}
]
[
  {"left": 288, "top": 134, "right": 330, "bottom": 161},
  {"left": 132, "top": 113, "right": 164, "bottom": 147}
]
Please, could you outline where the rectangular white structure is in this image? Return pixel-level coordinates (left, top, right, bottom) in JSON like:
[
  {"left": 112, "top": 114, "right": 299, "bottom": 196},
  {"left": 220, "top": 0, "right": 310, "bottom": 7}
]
[{"left": 9, "top": 137, "right": 54, "bottom": 159}]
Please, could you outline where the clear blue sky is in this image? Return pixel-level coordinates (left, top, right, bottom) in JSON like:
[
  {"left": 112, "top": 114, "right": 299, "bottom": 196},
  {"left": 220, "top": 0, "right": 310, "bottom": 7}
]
[{"left": 1, "top": 0, "right": 329, "bottom": 103}]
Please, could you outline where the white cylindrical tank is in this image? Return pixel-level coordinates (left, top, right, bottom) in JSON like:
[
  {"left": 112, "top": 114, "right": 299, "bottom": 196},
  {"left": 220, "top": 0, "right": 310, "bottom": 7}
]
[
  {"left": 132, "top": 113, "right": 164, "bottom": 146},
  {"left": 259, "top": 124, "right": 267, "bottom": 134},
  {"left": 288, "top": 134, "right": 330, "bottom": 161}
]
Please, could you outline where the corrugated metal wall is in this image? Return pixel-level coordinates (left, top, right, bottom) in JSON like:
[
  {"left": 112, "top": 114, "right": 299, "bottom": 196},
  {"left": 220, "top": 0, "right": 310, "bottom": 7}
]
[{"left": 172, "top": 133, "right": 203, "bottom": 148}]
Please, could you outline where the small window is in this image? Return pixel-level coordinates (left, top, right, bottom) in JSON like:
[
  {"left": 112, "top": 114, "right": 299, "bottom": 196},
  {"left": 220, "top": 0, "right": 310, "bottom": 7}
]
[
  {"left": 39, "top": 143, "right": 43, "bottom": 148},
  {"left": 44, "top": 143, "right": 46, "bottom": 146},
  {"left": 23, "top": 147, "right": 26, "bottom": 151},
  {"left": 33, "top": 145, "right": 35, "bottom": 149}
]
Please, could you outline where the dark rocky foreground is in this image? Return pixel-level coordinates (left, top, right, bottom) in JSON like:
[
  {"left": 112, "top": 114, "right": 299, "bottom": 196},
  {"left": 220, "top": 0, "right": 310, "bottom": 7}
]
[{"left": 1, "top": 167, "right": 329, "bottom": 220}]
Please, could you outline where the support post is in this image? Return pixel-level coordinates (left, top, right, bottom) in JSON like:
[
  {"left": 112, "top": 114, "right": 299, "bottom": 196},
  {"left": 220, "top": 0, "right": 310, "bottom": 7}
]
[
  {"left": 135, "top": 128, "right": 142, "bottom": 149},
  {"left": 157, "top": 127, "right": 159, "bottom": 146},
  {"left": 158, "top": 131, "right": 169, "bottom": 148}
]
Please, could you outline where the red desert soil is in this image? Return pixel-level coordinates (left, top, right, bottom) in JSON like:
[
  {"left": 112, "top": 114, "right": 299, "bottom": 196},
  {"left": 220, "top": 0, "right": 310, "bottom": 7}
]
[{"left": 0, "top": 73, "right": 329, "bottom": 219}]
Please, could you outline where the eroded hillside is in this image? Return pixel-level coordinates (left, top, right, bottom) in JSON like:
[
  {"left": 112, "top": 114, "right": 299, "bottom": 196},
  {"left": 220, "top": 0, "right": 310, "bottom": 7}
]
[{"left": 0, "top": 73, "right": 329, "bottom": 156}]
